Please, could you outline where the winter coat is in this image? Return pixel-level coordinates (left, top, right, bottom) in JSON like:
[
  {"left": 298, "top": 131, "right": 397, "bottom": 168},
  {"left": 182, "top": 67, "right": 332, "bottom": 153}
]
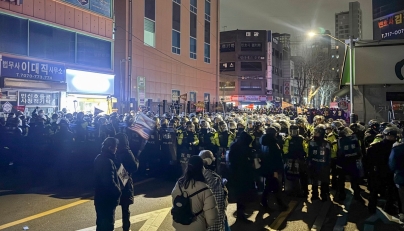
[
  {"left": 114, "top": 134, "right": 139, "bottom": 205},
  {"left": 171, "top": 180, "right": 218, "bottom": 231},
  {"left": 389, "top": 143, "right": 404, "bottom": 186},
  {"left": 260, "top": 134, "right": 284, "bottom": 175},
  {"left": 94, "top": 152, "right": 121, "bottom": 207},
  {"left": 367, "top": 139, "right": 395, "bottom": 179},
  {"left": 228, "top": 132, "right": 254, "bottom": 198},
  {"left": 203, "top": 169, "right": 228, "bottom": 231}
]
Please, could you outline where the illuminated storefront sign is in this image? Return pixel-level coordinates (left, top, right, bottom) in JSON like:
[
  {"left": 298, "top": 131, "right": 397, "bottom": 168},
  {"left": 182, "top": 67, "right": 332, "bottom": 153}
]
[
  {"left": 0, "top": 55, "right": 65, "bottom": 82},
  {"left": 66, "top": 69, "right": 114, "bottom": 95},
  {"left": 374, "top": 12, "right": 404, "bottom": 40}
]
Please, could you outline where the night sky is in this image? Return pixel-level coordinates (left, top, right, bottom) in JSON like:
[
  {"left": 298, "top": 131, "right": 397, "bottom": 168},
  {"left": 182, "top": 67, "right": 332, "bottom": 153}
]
[{"left": 220, "top": 0, "right": 373, "bottom": 40}]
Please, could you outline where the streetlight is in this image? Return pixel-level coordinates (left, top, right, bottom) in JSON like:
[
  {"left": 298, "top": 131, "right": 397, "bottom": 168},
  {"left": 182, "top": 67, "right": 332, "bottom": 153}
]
[{"left": 307, "top": 31, "right": 355, "bottom": 122}]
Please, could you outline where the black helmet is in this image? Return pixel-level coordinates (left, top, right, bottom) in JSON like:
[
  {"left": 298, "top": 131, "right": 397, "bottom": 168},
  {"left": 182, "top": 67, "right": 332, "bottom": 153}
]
[
  {"left": 379, "top": 122, "right": 390, "bottom": 133},
  {"left": 383, "top": 127, "right": 398, "bottom": 137},
  {"left": 314, "top": 124, "right": 326, "bottom": 138},
  {"left": 289, "top": 124, "right": 299, "bottom": 136},
  {"left": 368, "top": 119, "right": 380, "bottom": 131}
]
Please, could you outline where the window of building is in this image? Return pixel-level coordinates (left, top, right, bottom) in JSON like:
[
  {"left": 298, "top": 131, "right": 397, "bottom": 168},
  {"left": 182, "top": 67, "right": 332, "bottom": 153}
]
[
  {"left": 205, "top": 20, "right": 210, "bottom": 44},
  {"left": 240, "top": 81, "right": 262, "bottom": 91},
  {"left": 145, "top": 0, "right": 156, "bottom": 21},
  {"left": 220, "top": 82, "right": 236, "bottom": 91},
  {"left": 241, "top": 62, "right": 262, "bottom": 71},
  {"left": 0, "top": 13, "right": 28, "bottom": 56},
  {"left": 190, "top": 0, "right": 197, "bottom": 13},
  {"left": 190, "top": 37, "right": 196, "bottom": 59},
  {"left": 144, "top": 18, "right": 155, "bottom": 47},
  {"left": 205, "top": 0, "right": 211, "bottom": 21},
  {"left": 172, "top": 30, "right": 181, "bottom": 54},
  {"left": 172, "top": 1, "right": 181, "bottom": 31},
  {"left": 173, "top": 0, "right": 181, "bottom": 4},
  {"left": 76, "top": 34, "right": 112, "bottom": 68},
  {"left": 29, "top": 21, "right": 76, "bottom": 63},
  {"left": 190, "top": 8, "right": 197, "bottom": 38},
  {"left": 204, "top": 43, "right": 210, "bottom": 63},
  {"left": 144, "top": 0, "right": 156, "bottom": 47}
]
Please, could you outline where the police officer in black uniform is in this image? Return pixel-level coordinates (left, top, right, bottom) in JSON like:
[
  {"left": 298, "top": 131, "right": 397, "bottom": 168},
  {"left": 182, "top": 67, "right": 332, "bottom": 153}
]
[
  {"left": 367, "top": 127, "right": 399, "bottom": 214},
  {"left": 336, "top": 127, "right": 364, "bottom": 202}
]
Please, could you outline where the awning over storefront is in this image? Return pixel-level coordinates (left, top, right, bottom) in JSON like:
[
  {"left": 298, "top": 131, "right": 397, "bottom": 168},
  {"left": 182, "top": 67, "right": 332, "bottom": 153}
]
[{"left": 0, "top": 77, "right": 67, "bottom": 91}]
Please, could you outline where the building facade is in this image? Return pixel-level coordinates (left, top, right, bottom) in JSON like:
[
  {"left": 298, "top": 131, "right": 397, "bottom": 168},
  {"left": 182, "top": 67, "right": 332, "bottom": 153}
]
[
  {"left": 0, "top": 0, "right": 115, "bottom": 114},
  {"left": 219, "top": 30, "right": 295, "bottom": 108},
  {"left": 114, "top": 0, "right": 219, "bottom": 113},
  {"left": 373, "top": 0, "right": 404, "bottom": 40},
  {"left": 335, "top": 1, "right": 362, "bottom": 40}
]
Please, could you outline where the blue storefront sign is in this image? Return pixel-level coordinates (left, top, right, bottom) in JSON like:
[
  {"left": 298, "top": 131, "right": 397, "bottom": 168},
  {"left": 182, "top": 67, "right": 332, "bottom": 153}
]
[
  {"left": 63, "top": 0, "right": 111, "bottom": 18},
  {"left": 0, "top": 55, "right": 65, "bottom": 82}
]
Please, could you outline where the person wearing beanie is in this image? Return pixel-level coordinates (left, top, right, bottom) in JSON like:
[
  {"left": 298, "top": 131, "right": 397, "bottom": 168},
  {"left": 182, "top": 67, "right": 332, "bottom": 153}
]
[
  {"left": 94, "top": 137, "right": 121, "bottom": 231},
  {"left": 171, "top": 155, "right": 218, "bottom": 231},
  {"left": 199, "top": 150, "right": 228, "bottom": 231}
]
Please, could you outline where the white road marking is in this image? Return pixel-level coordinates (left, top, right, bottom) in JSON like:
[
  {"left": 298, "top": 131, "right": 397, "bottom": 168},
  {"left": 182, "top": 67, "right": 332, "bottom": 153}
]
[{"left": 76, "top": 207, "right": 171, "bottom": 231}]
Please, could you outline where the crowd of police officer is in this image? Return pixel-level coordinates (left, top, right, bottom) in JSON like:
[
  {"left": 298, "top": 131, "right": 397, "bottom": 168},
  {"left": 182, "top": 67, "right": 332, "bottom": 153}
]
[{"left": 2, "top": 107, "right": 404, "bottom": 224}]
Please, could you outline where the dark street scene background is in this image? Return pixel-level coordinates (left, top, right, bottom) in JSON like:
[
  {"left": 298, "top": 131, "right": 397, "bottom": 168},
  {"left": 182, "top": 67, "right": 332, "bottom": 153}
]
[{"left": 1, "top": 0, "right": 404, "bottom": 230}]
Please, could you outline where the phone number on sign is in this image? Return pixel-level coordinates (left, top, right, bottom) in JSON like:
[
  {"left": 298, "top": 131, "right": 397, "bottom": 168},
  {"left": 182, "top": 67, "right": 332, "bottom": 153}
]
[
  {"left": 381, "top": 29, "right": 404, "bottom": 38},
  {"left": 16, "top": 73, "right": 53, "bottom": 80}
]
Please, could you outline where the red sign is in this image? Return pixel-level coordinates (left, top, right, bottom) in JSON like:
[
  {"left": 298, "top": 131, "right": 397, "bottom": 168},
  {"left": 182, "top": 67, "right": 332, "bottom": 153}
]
[{"left": 14, "top": 105, "right": 25, "bottom": 112}]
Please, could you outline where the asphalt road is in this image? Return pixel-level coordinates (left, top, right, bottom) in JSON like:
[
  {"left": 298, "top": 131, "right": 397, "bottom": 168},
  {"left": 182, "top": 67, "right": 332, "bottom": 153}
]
[{"left": 0, "top": 166, "right": 403, "bottom": 231}]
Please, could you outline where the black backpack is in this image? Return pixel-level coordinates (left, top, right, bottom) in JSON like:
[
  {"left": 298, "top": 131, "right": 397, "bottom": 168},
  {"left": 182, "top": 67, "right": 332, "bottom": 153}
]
[{"left": 171, "top": 184, "right": 209, "bottom": 225}]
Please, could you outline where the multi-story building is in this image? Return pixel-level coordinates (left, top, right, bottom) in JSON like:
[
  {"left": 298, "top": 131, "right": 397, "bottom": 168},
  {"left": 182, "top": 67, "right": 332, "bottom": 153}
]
[
  {"left": 0, "top": 0, "right": 115, "bottom": 114},
  {"left": 219, "top": 30, "right": 295, "bottom": 108},
  {"left": 335, "top": 1, "right": 362, "bottom": 40},
  {"left": 373, "top": 0, "right": 404, "bottom": 40},
  {"left": 114, "top": 0, "right": 219, "bottom": 112}
]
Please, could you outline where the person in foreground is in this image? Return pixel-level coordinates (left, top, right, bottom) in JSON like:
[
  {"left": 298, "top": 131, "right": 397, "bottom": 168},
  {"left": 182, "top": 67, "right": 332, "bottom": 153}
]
[
  {"left": 94, "top": 137, "right": 121, "bottom": 231},
  {"left": 199, "top": 150, "right": 229, "bottom": 231},
  {"left": 115, "top": 133, "right": 140, "bottom": 231},
  {"left": 171, "top": 155, "right": 219, "bottom": 231}
]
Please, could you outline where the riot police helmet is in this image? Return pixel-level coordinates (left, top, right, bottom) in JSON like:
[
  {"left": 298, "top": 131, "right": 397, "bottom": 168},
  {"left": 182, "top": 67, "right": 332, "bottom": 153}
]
[
  {"left": 200, "top": 119, "right": 210, "bottom": 129},
  {"left": 289, "top": 124, "right": 299, "bottom": 137},
  {"left": 339, "top": 127, "right": 354, "bottom": 137},
  {"left": 186, "top": 123, "right": 195, "bottom": 132},
  {"left": 314, "top": 124, "right": 326, "bottom": 138},
  {"left": 271, "top": 122, "right": 281, "bottom": 132},
  {"left": 161, "top": 118, "right": 169, "bottom": 127},
  {"left": 266, "top": 127, "right": 278, "bottom": 137},
  {"left": 191, "top": 117, "right": 199, "bottom": 124},
  {"left": 383, "top": 126, "right": 398, "bottom": 136},
  {"left": 331, "top": 121, "right": 344, "bottom": 130},
  {"left": 228, "top": 121, "right": 237, "bottom": 130},
  {"left": 368, "top": 119, "right": 380, "bottom": 131},
  {"left": 218, "top": 121, "right": 228, "bottom": 132},
  {"left": 379, "top": 122, "right": 391, "bottom": 133}
]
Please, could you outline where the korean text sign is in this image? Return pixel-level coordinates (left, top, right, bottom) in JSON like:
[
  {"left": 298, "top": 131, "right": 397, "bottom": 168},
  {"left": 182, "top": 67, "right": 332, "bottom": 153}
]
[
  {"left": 0, "top": 55, "right": 65, "bottom": 82},
  {"left": 19, "top": 92, "right": 58, "bottom": 106}
]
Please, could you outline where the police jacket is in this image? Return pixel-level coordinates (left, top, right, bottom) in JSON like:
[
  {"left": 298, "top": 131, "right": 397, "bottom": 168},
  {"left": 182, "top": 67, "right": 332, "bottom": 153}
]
[
  {"left": 337, "top": 135, "right": 361, "bottom": 167},
  {"left": 389, "top": 143, "right": 404, "bottom": 186},
  {"left": 367, "top": 139, "right": 395, "bottom": 178},
  {"left": 283, "top": 135, "right": 307, "bottom": 160},
  {"left": 216, "top": 131, "right": 235, "bottom": 148},
  {"left": 198, "top": 128, "right": 216, "bottom": 148},
  {"left": 94, "top": 152, "right": 121, "bottom": 207},
  {"left": 260, "top": 134, "right": 284, "bottom": 174},
  {"left": 326, "top": 132, "right": 338, "bottom": 158},
  {"left": 307, "top": 138, "right": 332, "bottom": 170}
]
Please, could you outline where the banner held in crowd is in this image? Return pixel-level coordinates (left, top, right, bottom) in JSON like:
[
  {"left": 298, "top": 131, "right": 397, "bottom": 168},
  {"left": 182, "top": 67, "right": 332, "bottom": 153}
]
[{"left": 128, "top": 113, "right": 156, "bottom": 140}]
